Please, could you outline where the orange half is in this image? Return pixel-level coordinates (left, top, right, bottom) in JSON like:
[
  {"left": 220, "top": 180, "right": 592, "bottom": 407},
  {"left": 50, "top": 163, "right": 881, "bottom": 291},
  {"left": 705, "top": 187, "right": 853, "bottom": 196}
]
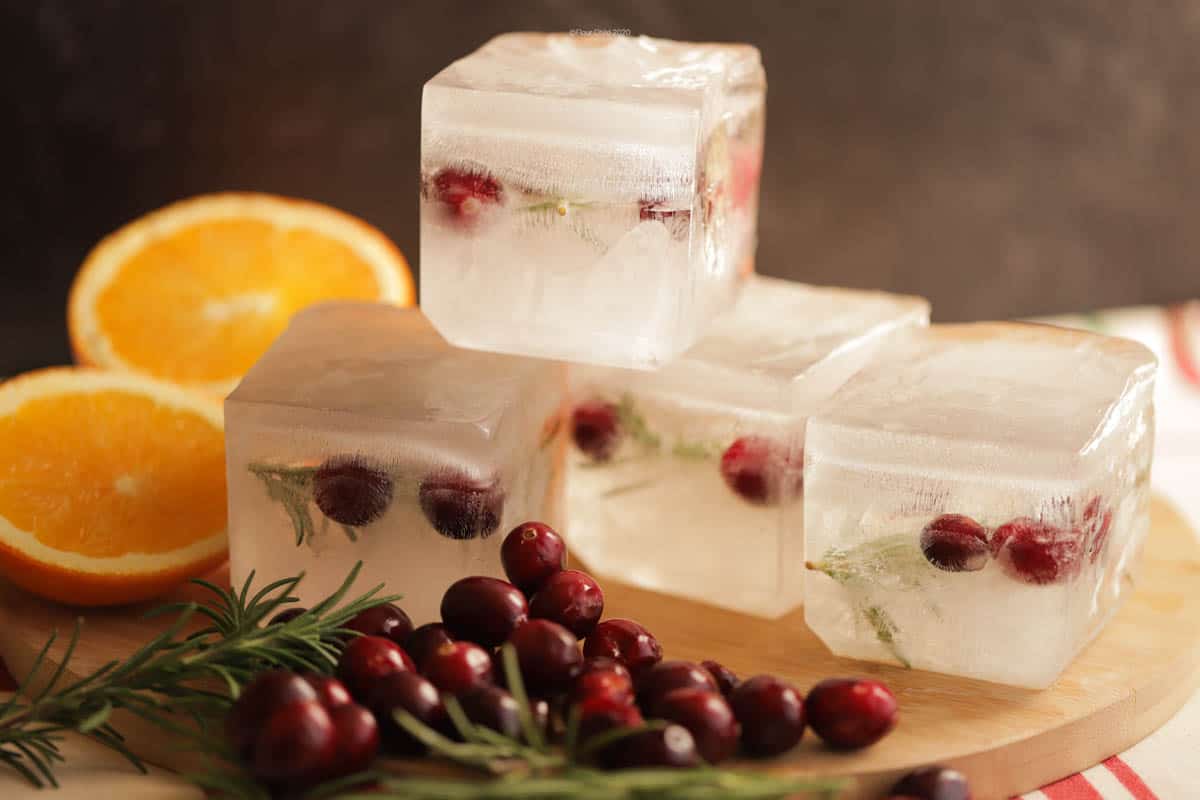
[
  {"left": 0, "top": 368, "right": 227, "bottom": 606},
  {"left": 69, "top": 193, "right": 415, "bottom": 395}
]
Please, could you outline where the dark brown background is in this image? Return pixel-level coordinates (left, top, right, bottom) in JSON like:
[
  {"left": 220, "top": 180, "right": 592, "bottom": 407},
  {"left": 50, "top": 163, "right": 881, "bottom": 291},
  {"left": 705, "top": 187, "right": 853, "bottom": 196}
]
[{"left": 3, "top": 1, "right": 1198, "bottom": 376}]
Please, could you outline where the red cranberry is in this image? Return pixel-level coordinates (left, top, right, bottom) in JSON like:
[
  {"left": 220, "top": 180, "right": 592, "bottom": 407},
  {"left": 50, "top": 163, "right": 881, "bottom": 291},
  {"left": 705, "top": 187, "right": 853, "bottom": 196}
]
[
  {"left": 920, "top": 514, "right": 990, "bottom": 572},
  {"left": 638, "top": 199, "right": 691, "bottom": 238},
  {"left": 457, "top": 686, "right": 523, "bottom": 740},
  {"left": 268, "top": 607, "right": 307, "bottom": 625},
  {"left": 419, "top": 470, "right": 505, "bottom": 540},
  {"left": 719, "top": 436, "right": 803, "bottom": 506},
  {"left": 991, "top": 518, "right": 1083, "bottom": 585},
  {"left": 529, "top": 569, "right": 605, "bottom": 638},
  {"left": 580, "top": 657, "right": 633, "bottom": 683},
  {"left": 730, "top": 675, "right": 806, "bottom": 757},
  {"left": 423, "top": 641, "right": 495, "bottom": 695},
  {"left": 302, "top": 674, "right": 353, "bottom": 711},
  {"left": 510, "top": 619, "right": 583, "bottom": 695},
  {"left": 325, "top": 703, "right": 380, "bottom": 778},
  {"left": 441, "top": 576, "right": 528, "bottom": 647},
  {"left": 891, "top": 765, "right": 972, "bottom": 800},
  {"left": 571, "top": 667, "right": 635, "bottom": 707},
  {"left": 1083, "top": 497, "right": 1114, "bottom": 563},
  {"left": 313, "top": 457, "right": 393, "bottom": 527},
  {"left": 226, "top": 670, "right": 318, "bottom": 759},
  {"left": 637, "top": 661, "right": 717, "bottom": 711},
  {"left": 251, "top": 699, "right": 336, "bottom": 786},
  {"left": 583, "top": 619, "right": 662, "bottom": 677},
  {"left": 344, "top": 603, "right": 414, "bottom": 644},
  {"left": 701, "top": 660, "right": 739, "bottom": 697},
  {"left": 571, "top": 401, "right": 622, "bottom": 462},
  {"left": 577, "top": 694, "right": 644, "bottom": 745},
  {"left": 805, "top": 677, "right": 897, "bottom": 750},
  {"left": 336, "top": 636, "right": 414, "bottom": 700},
  {"left": 609, "top": 724, "right": 700, "bottom": 769},
  {"left": 405, "top": 623, "right": 455, "bottom": 670},
  {"left": 362, "top": 670, "right": 446, "bottom": 754},
  {"left": 430, "top": 167, "right": 504, "bottom": 222},
  {"left": 501, "top": 521, "right": 566, "bottom": 595},
  {"left": 654, "top": 688, "right": 740, "bottom": 764}
]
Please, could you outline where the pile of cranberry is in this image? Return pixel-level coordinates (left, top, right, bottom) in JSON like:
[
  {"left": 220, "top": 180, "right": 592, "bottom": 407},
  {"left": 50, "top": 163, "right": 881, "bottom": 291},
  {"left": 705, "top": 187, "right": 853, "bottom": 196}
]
[{"left": 226, "top": 520, "right": 971, "bottom": 799}]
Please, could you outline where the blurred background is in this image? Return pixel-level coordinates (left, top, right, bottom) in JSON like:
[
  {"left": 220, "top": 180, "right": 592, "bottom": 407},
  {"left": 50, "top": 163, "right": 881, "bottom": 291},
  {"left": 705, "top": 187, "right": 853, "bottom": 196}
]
[{"left": 4, "top": 0, "right": 1199, "bottom": 376}]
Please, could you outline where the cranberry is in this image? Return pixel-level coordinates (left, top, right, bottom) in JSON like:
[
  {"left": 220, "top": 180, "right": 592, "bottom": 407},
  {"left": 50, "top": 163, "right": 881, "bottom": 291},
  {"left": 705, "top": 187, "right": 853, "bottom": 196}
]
[
  {"left": 501, "top": 521, "right": 566, "bottom": 595},
  {"left": 430, "top": 167, "right": 504, "bottom": 222},
  {"left": 457, "top": 686, "right": 523, "bottom": 740},
  {"left": 344, "top": 603, "right": 414, "bottom": 644},
  {"left": 609, "top": 724, "right": 700, "bottom": 769},
  {"left": 730, "top": 675, "right": 806, "bottom": 757},
  {"left": 529, "top": 569, "right": 605, "bottom": 638},
  {"left": 920, "top": 514, "right": 990, "bottom": 572},
  {"left": 701, "top": 660, "right": 739, "bottom": 697},
  {"left": 571, "top": 401, "right": 622, "bottom": 462},
  {"left": 362, "top": 670, "right": 446, "bottom": 754},
  {"left": 251, "top": 699, "right": 336, "bottom": 786},
  {"left": 579, "top": 657, "right": 633, "bottom": 683},
  {"left": 419, "top": 469, "right": 505, "bottom": 540},
  {"left": 302, "top": 674, "right": 353, "bottom": 711},
  {"left": 571, "top": 667, "right": 635, "bottom": 707},
  {"left": 405, "top": 623, "right": 455, "bottom": 670},
  {"left": 268, "top": 607, "right": 307, "bottom": 626},
  {"left": 719, "top": 436, "right": 803, "bottom": 506},
  {"left": 325, "top": 703, "right": 380, "bottom": 778},
  {"left": 637, "top": 661, "right": 717, "bottom": 711},
  {"left": 1083, "top": 497, "right": 1114, "bottom": 563},
  {"left": 510, "top": 619, "right": 583, "bottom": 695},
  {"left": 991, "top": 518, "right": 1083, "bottom": 585},
  {"left": 226, "top": 670, "right": 318, "bottom": 759},
  {"left": 805, "top": 678, "right": 897, "bottom": 750},
  {"left": 313, "top": 457, "right": 393, "bottom": 527},
  {"left": 336, "top": 636, "right": 414, "bottom": 700},
  {"left": 891, "top": 765, "right": 972, "bottom": 800},
  {"left": 638, "top": 199, "right": 691, "bottom": 238},
  {"left": 423, "top": 641, "right": 495, "bottom": 695},
  {"left": 583, "top": 619, "right": 663, "bottom": 677},
  {"left": 441, "top": 576, "right": 528, "bottom": 647},
  {"left": 654, "top": 688, "right": 740, "bottom": 764},
  {"left": 577, "top": 694, "right": 644, "bottom": 746}
]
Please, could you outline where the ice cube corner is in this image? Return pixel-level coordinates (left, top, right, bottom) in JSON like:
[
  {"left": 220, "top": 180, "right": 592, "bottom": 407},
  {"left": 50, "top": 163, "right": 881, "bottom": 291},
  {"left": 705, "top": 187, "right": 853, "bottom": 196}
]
[
  {"left": 420, "top": 32, "right": 766, "bottom": 369},
  {"left": 803, "top": 322, "right": 1157, "bottom": 688},
  {"left": 224, "top": 302, "right": 566, "bottom": 625}
]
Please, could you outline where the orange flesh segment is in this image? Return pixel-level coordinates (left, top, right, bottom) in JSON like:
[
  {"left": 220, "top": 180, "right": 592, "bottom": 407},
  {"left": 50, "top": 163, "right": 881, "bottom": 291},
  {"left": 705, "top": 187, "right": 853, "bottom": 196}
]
[
  {"left": 0, "top": 391, "right": 226, "bottom": 557},
  {"left": 94, "top": 219, "right": 385, "bottom": 383}
]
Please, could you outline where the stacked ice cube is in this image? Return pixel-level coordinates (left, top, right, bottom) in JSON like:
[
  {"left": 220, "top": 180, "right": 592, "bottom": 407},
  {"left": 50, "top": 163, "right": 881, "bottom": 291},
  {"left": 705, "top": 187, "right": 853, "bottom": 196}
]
[{"left": 224, "top": 31, "right": 1158, "bottom": 689}]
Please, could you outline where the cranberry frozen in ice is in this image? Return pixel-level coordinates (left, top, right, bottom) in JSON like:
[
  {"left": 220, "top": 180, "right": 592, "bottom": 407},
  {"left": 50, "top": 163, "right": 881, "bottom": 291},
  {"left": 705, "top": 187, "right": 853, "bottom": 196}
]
[
  {"left": 421, "top": 33, "right": 766, "bottom": 369},
  {"left": 226, "top": 304, "right": 565, "bottom": 626},
  {"left": 568, "top": 278, "right": 930, "bottom": 618},
  {"left": 804, "top": 323, "right": 1155, "bottom": 688}
]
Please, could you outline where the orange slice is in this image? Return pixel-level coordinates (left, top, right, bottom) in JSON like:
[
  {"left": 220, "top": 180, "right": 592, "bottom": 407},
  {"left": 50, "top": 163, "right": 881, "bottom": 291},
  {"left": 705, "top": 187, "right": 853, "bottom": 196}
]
[
  {"left": 69, "top": 193, "right": 415, "bottom": 395},
  {"left": 0, "top": 368, "right": 227, "bottom": 606}
]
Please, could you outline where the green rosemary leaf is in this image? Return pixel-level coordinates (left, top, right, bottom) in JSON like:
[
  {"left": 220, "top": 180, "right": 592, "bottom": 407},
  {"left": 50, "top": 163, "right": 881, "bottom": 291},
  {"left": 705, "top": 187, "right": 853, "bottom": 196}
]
[
  {"left": 75, "top": 701, "right": 112, "bottom": 733},
  {"left": 862, "top": 605, "right": 911, "bottom": 668},
  {"left": 614, "top": 394, "right": 661, "bottom": 453},
  {"left": 500, "top": 644, "right": 545, "bottom": 752}
]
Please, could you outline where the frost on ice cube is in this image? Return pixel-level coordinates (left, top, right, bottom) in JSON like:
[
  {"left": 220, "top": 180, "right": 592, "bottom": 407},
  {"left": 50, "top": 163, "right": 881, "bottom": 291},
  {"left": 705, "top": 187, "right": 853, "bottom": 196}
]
[
  {"left": 565, "top": 277, "right": 929, "bottom": 617},
  {"left": 420, "top": 32, "right": 766, "bottom": 369},
  {"left": 225, "top": 303, "right": 566, "bottom": 624},
  {"left": 803, "top": 323, "right": 1157, "bottom": 688}
]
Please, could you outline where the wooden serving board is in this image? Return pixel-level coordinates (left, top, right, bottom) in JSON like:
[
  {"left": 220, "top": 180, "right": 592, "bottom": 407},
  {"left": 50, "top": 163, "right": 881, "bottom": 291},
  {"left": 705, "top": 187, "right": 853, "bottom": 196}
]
[{"left": 0, "top": 497, "right": 1197, "bottom": 800}]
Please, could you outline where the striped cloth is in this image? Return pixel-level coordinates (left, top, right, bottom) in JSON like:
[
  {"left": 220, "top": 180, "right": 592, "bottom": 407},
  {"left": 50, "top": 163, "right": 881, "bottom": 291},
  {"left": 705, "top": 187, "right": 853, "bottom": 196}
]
[{"left": 1, "top": 303, "right": 1197, "bottom": 798}]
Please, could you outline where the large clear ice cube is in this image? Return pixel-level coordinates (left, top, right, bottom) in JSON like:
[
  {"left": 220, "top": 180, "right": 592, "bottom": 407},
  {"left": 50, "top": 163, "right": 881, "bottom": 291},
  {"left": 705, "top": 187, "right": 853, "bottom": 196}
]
[
  {"left": 420, "top": 32, "right": 766, "bottom": 369},
  {"left": 225, "top": 303, "right": 566, "bottom": 624},
  {"left": 566, "top": 277, "right": 930, "bottom": 617},
  {"left": 803, "top": 323, "right": 1157, "bottom": 688}
]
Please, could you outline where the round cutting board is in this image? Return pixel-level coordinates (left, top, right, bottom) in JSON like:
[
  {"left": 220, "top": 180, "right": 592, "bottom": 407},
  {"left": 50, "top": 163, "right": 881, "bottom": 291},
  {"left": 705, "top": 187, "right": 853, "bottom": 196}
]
[{"left": 0, "top": 497, "right": 1197, "bottom": 799}]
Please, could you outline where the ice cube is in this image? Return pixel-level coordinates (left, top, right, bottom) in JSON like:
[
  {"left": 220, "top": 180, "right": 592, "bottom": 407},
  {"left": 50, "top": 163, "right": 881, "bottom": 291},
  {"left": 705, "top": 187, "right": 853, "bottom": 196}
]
[
  {"left": 565, "top": 277, "right": 930, "bottom": 617},
  {"left": 225, "top": 303, "right": 566, "bottom": 624},
  {"left": 803, "top": 323, "right": 1157, "bottom": 688},
  {"left": 420, "top": 32, "right": 766, "bottom": 369}
]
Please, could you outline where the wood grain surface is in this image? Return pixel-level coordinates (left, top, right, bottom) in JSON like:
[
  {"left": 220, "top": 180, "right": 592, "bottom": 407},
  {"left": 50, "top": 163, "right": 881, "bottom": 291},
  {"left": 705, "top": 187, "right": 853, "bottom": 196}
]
[{"left": 0, "top": 497, "right": 1196, "bottom": 800}]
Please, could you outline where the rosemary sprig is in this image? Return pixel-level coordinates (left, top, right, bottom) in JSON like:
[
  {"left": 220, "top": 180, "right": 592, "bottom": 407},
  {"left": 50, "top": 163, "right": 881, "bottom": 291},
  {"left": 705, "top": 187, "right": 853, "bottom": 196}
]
[{"left": 0, "top": 563, "right": 398, "bottom": 788}]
